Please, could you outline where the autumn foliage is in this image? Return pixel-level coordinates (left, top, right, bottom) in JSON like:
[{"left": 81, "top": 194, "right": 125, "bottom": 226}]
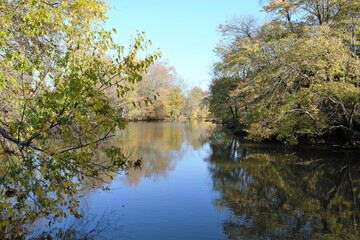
[{"left": 210, "top": 0, "right": 360, "bottom": 144}]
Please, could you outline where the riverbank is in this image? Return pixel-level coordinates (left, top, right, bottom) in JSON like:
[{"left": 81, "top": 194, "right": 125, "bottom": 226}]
[{"left": 217, "top": 119, "right": 360, "bottom": 151}]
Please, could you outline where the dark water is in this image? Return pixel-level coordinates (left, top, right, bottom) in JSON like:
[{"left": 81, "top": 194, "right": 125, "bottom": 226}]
[{"left": 30, "top": 122, "right": 360, "bottom": 239}]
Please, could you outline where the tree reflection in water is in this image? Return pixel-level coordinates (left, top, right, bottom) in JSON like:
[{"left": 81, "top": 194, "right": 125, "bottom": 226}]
[
  {"left": 28, "top": 208, "right": 121, "bottom": 239},
  {"left": 118, "top": 121, "right": 216, "bottom": 186},
  {"left": 206, "top": 130, "right": 360, "bottom": 239}
]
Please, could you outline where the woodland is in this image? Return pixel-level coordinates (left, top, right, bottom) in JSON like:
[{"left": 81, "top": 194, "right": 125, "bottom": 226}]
[
  {"left": 0, "top": 0, "right": 359, "bottom": 238},
  {"left": 209, "top": 0, "right": 360, "bottom": 145}
]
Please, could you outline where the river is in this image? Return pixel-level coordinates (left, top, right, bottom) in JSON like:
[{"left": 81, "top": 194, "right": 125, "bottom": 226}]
[{"left": 29, "top": 121, "right": 360, "bottom": 239}]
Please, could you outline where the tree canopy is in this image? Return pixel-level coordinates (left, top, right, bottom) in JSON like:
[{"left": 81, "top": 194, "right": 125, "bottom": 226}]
[
  {"left": 0, "top": 0, "right": 160, "bottom": 237},
  {"left": 210, "top": 0, "right": 360, "bottom": 144}
]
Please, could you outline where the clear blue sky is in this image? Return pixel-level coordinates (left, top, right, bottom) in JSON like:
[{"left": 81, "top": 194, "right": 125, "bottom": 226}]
[{"left": 106, "top": 0, "right": 265, "bottom": 90}]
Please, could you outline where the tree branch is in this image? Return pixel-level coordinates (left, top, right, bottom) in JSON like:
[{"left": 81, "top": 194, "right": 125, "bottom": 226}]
[{"left": 0, "top": 126, "right": 44, "bottom": 152}]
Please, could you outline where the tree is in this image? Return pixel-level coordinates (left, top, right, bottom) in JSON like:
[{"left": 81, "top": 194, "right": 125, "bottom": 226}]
[
  {"left": 263, "top": 0, "right": 360, "bottom": 51},
  {"left": 183, "top": 87, "right": 209, "bottom": 119},
  {"left": 124, "top": 60, "right": 194, "bottom": 120},
  {"left": 209, "top": 77, "right": 240, "bottom": 122},
  {"left": 165, "top": 86, "right": 185, "bottom": 119},
  {"left": 245, "top": 26, "right": 360, "bottom": 144},
  {"left": 132, "top": 60, "right": 175, "bottom": 120},
  {"left": 0, "top": 0, "right": 159, "bottom": 237},
  {"left": 210, "top": 1, "right": 360, "bottom": 144}
]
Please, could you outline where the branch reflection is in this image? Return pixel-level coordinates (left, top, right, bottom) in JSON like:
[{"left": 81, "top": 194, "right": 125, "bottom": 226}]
[{"left": 206, "top": 130, "right": 360, "bottom": 239}]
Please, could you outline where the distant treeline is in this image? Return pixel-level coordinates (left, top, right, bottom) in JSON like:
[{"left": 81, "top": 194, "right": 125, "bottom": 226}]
[{"left": 120, "top": 60, "right": 209, "bottom": 121}]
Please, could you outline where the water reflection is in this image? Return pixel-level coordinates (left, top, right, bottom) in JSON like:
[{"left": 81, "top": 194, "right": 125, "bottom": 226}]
[
  {"left": 28, "top": 208, "right": 120, "bottom": 239},
  {"left": 28, "top": 122, "right": 360, "bottom": 239},
  {"left": 117, "top": 121, "right": 216, "bottom": 186},
  {"left": 206, "top": 130, "right": 360, "bottom": 239}
]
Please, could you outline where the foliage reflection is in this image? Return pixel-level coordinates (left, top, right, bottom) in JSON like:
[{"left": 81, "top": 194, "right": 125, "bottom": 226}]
[
  {"left": 118, "top": 121, "right": 216, "bottom": 185},
  {"left": 206, "top": 130, "right": 360, "bottom": 239}
]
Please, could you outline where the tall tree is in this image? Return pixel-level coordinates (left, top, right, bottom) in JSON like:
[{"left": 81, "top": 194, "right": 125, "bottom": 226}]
[{"left": 0, "top": 0, "right": 159, "bottom": 237}]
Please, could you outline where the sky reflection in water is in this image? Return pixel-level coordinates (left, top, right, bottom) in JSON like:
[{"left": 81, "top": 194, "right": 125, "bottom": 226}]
[
  {"left": 85, "top": 121, "right": 227, "bottom": 240},
  {"left": 34, "top": 121, "right": 360, "bottom": 239}
]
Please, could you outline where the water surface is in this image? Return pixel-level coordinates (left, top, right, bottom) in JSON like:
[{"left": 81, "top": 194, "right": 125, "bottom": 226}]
[{"left": 31, "top": 122, "right": 360, "bottom": 239}]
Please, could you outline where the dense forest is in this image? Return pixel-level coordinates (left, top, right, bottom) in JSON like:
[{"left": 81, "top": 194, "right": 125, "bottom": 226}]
[{"left": 209, "top": 0, "right": 360, "bottom": 145}]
